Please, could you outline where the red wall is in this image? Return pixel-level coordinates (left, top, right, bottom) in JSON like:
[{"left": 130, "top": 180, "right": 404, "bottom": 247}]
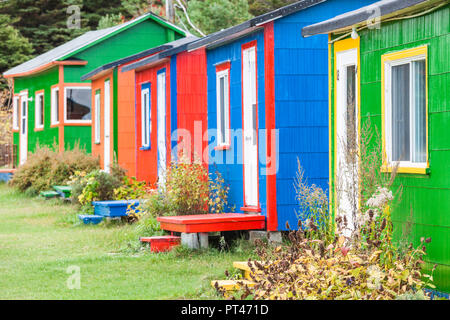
[
  {"left": 176, "top": 48, "right": 208, "bottom": 163},
  {"left": 135, "top": 60, "right": 171, "bottom": 185},
  {"left": 134, "top": 49, "right": 208, "bottom": 185}
]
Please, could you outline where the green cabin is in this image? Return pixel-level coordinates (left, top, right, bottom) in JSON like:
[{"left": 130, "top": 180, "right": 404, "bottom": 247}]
[
  {"left": 4, "top": 13, "right": 186, "bottom": 166},
  {"left": 303, "top": 0, "right": 449, "bottom": 293}
]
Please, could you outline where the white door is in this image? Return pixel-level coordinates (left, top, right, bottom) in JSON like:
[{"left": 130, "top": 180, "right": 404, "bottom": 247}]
[
  {"left": 242, "top": 46, "right": 258, "bottom": 208},
  {"left": 104, "top": 80, "right": 111, "bottom": 173},
  {"left": 157, "top": 72, "right": 166, "bottom": 185},
  {"left": 19, "top": 93, "right": 28, "bottom": 165},
  {"left": 336, "top": 48, "right": 358, "bottom": 237}
]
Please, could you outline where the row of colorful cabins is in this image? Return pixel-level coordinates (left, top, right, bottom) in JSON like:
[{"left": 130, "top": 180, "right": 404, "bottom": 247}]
[{"left": 4, "top": 0, "right": 449, "bottom": 293}]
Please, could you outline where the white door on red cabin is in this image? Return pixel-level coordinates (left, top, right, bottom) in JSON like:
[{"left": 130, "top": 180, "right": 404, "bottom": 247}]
[
  {"left": 19, "top": 93, "right": 28, "bottom": 165},
  {"left": 242, "top": 45, "right": 258, "bottom": 208},
  {"left": 104, "top": 80, "right": 111, "bottom": 173}
]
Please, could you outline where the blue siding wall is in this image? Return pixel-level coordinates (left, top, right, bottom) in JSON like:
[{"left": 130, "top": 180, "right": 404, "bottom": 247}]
[
  {"left": 207, "top": 0, "right": 377, "bottom": 231},
  {"left": 273, "top": 0, "right": 376, "bottom": 230},
  {"left": 207, "top": 31, "right": 266, "bottom": 216}
]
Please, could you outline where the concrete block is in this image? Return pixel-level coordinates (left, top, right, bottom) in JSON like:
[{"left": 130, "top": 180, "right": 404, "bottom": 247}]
[
  {"left": 181, "top": 233, "right": 209, "bottom": 249},
  {"left": 181, "top": 233, "right": 199, "bottom": 249},
  {"left": 249, "top": 231, "right": 282, "bottom": 244},
  {"left": 199, "top": 232, "right": 209, "bottom": 248}
]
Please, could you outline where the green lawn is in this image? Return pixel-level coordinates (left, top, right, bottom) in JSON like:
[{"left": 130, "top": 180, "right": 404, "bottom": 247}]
[{"left": 0, "top": 184, "right": 253, "bottom": 299}]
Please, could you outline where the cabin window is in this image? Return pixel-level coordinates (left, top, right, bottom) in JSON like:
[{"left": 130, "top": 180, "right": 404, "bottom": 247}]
[
  {"left": 216, "top": 69, "right": 230, "bottom": 147},
  {"left": 12, "top": 96, "right": 19, "bottom": 130},
  {"left": 94, "top": 91, "right": 101, "bottom": 144},
  {"left": 35, "top": 92, "right": 44, "bottom": 129},
  {"left": 64, "top": 87, "right": 92, "bottom": 122},
  {"left": 383, "top": 46, "right": 428, "bottom": 172},
  {"left": 51, "top": 87, "right": 59, "bottom": 125},
  {"left": 141, "top": 86, "right": 151, "bottom": 149}
]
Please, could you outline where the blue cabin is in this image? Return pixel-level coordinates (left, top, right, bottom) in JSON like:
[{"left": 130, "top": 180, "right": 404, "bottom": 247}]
[{"left": 187, "top": 0, "right": 376, "bottom": 231}]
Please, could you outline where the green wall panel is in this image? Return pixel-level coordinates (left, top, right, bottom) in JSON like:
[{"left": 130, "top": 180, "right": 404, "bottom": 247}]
[
  {"left": 13, "top": 16, "right": 185, "bottom": 159},
  {"left": 331, "top": 5, "right": 450, "bottom": 292},
  {"left": 63, "top": 126, "right": 92, "bottom": 153}
]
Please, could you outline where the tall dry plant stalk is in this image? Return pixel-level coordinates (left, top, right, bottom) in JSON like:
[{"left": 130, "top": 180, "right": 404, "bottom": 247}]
[{"left": 335, "top": 115, "right": 402, "bottom": 243}]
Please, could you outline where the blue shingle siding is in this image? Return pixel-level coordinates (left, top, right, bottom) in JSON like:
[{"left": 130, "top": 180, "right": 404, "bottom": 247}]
[
  {"left": 206, "top": 0, "right": 377, "bottom": 231},
  {"left": 207, "top": 31, "right": 266, "bottom": 216},
  {"left": 273, "top": 0, "right": 376, "bottom": 231}
]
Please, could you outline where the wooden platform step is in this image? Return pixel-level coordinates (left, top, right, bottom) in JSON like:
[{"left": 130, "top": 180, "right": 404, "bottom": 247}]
[
  {"left": 157, "top": 213, "right": 265, "bottom": 233},
  {"left": 140, "top": 235, "right": 181, "bottom": 253},
  {"left": 233, "top": 261, "right": 263, "bottom": 280},
  {"left": 53, "top": 185, "right": 72, "bottom": 199},
  {"left": 211, "top": 279, "right": 256, "bottom": 292},
  {"left": 40, "top": 190, "right": 60, "bottom": 199}
]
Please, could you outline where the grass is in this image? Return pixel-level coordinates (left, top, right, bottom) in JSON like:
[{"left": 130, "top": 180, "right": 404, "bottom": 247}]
[{"left": 0, "top": 183, "right": 256, "bottom": 299}]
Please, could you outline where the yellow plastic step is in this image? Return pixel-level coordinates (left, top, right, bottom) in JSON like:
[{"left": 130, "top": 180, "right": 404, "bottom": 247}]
[
  {"left": 233, "top": 261, "right": 263, "bottom": 280},
  {"left": 211, "top": 279, "right": 256, "bottom": 292}
]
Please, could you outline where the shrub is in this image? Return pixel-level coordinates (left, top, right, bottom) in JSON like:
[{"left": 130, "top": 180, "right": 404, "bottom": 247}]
[
  {"left": 163, "top": 158, "right": 230, "bottom": 216},
  {"left": 222, "top": 232, "right": 435, "bottom": 300},
  {"left": 69, "top": 165, "right": 125, "bottom": 206},
  {"left": 9, "top": 144, "right": 99, "bottom": 195},
  {"left": 294, "top": 158, "right": 332, "bottom": 244},
  {"left": 114, "top": 176, "right": 151, "bottom": 200}
]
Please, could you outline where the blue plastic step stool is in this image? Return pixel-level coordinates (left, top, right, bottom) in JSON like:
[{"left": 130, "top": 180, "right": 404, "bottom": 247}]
[
  {"left": 78, "top": 215, "right": 103, "bottom": 225},
  {"left": 92, "top": 200, "right": 140, "bottom": 217}
]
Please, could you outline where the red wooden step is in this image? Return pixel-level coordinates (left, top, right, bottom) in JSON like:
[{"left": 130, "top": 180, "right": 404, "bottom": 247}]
[
  {"left": 156, "top": 213, "right": 266, "bottom": 233},
  {"left": 140, "top": 235, "right": 181, "bottom": 253}
]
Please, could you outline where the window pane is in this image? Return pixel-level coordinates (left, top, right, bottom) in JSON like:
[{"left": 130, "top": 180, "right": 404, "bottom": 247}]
[
  {"left": 66, "top": 88, "right": 91, "bottom": 120},
  {"left": 13, "top": 98, "right": 19, "bottom": 128},
  {"left": 95, "top": 94, "right": 100, "bottom": 143},
  {"left": 391, "top": 63, "right": 410, "bottom": 162},
  {"left": 412, "top": 60, "right": 426, "bottom": 163},
  {"left": 143, "top": 93, "right": 148, "bottom": 145},
  {"left": 219, "top": 76, "right": 225, "bottom": 143},
  {"left": 38, "top": 95, "right": 44, "bottom": 126},
  {"left": 346, "top": 65, "right": 356, "bottom": 153},
  {"left": 54, "top": 90, "right": 59, "bottom": 123}
]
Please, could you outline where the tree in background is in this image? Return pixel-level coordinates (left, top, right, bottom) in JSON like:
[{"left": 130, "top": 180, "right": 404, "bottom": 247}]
[
  {"left": 175, "top": 0, "right": 253, "bottom": 36},
  {"left": 97, "top": 14, "right": 124, "bottom": 29},
  {"left": 122, "top": 0, "right": 166, "bottom": 17},
  {"left": 0, "top": 15, "right": 33, "bottom": 92},
  {"left": 0, "top": 0, "right": 88, "bottom": 56},
  {"left": 248, "top": 0, "right": 297, "bottom": 16}
]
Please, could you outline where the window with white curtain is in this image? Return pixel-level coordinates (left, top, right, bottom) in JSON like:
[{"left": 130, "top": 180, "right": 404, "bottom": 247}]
[
  {"left": 385, "top": 54, "right": 427, "bottom": 167},
  {"left": 216, "top": 69, "right": 230, "bottom": 147},
  {"left": 51, "top": 87, "right": 59, "bottom": 125},
  {"left": 12, "top": 96, "right": 19, "bottom": 130},
  {"left": 35, "top": 92, "right": 44, "bottom": 129},
  {"left": 94, "top": 91, "right": 101, "bottom": 144},
  {"left": 141, "top": 87, "right": 150, "bottom": 148}
]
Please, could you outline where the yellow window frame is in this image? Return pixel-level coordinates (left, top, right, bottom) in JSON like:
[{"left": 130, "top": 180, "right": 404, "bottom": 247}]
[{"left": 381, "top": 45, "right": 429, "bottom": 175}]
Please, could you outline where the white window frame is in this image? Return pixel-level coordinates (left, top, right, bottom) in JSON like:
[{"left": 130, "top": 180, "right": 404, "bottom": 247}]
[
  {"left": 35, "top": 92, "right": 44, "bottom": 129},
  {"left": 141, "top": 87, "right": 150, "bottom": 149},
  {"left": 51, "top": 87, "right": 59, "bottom": 125},
  {"left": 64, "top": 86, "right": 92, "bottom": 124},
  {"left": 94, "top": 91, "right": 101, "bottom": 144},
  {"left": 216, "top": 69, "right": 230, "bottom": 147},
  {"left": 12, "top": 96, "right": 20, "bottom": 130},
  {"left": 384, "top": 53, "right": 427, "bottom": 170}
]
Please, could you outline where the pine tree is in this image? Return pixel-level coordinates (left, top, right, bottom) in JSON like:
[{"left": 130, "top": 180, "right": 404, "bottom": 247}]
[
  {"left": 176, "top": 0, "right": 253, "bottom": 36},
  {"left": 248, "top": 0, "right": 297, "bottom": 16},
  {"left": 0, "top": 14, "right": 33, "bottom": 90}
]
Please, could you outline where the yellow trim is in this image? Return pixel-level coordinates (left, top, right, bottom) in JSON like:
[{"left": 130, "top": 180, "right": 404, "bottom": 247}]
[
  {"left": 381, "top": 45, "right": 429, "bottom": 175},
  {"left": 332, "top": 37, "right": 361, "bottom": 215},
  {"left": 381, "top": 166, "right": 427, "bottom": 174},
  {"left": 328, "top": 34, "right": 333, "bottom": 219}
]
